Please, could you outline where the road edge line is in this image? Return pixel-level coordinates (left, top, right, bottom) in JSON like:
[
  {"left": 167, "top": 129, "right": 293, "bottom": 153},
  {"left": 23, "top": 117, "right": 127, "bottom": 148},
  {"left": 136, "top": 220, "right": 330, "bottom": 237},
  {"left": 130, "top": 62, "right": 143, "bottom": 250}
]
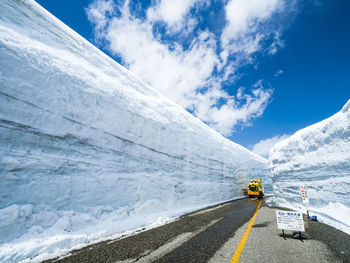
[{"left": 230, "top": 200, "right": 262, "bottom": 263}]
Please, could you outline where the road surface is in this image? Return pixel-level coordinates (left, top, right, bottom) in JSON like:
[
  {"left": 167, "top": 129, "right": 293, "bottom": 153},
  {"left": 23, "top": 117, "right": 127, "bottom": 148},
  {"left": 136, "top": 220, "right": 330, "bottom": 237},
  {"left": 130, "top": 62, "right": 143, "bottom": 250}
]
[{"left": 45, "top": 197, "right": 350, "bottom": 263}]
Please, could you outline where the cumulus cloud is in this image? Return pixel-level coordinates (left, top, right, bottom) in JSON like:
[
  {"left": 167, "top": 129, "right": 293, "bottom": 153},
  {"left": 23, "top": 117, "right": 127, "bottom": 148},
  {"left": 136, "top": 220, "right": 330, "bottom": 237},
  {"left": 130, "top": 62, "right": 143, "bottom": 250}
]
[
  {"left": 86, "top": 0, "right": 295, "bottom": 136},
  {"left": 194, "top": 81, "right": 273, "bottom": 135},
  {"left": 222, "top": 0, "right": 281, "bottom": 44},
  {"left": 251, "top": 134, "right": 290, "bottom": 157},
  {"left": 147, "top": 0, "right": 199, "bottom": 30},
  {"left": 220, "top": 0, "right": 285, "bottom": 64},
  {"left": 86, "top": 0, "right": 115, "bottom": 32},
  {"left": 88, "top": 2, "right": 218, "bottom": 109}
]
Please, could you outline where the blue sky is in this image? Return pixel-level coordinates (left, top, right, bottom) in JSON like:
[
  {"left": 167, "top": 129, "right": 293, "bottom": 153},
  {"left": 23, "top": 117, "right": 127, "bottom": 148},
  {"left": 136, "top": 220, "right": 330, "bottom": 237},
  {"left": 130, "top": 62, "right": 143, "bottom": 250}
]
[{"left": 36, "top": 0, "right": 349, "bottom": 157}]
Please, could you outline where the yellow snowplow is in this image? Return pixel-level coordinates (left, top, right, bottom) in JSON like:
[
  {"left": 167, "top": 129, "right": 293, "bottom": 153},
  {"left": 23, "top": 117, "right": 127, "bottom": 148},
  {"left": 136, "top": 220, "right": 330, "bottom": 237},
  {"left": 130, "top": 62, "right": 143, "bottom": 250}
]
[{"left": 247, "top": 178, "right": 264, "bottom": 199}]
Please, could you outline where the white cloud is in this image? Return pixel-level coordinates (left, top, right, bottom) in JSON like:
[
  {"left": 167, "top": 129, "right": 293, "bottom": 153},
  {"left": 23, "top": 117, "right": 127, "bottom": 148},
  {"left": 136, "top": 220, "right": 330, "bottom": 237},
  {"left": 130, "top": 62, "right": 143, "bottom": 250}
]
[
  {"left": 97, "top": 8, "right": 218, "bottom": 109},
  {"left": 194, "top": 81, "right": 273, "bottom": 135},
  {"left": 274, "top": 69, "right": 284, "bottom": 78},
  {"left": 222, "top": 0, "right": 281, "bottom": 42},
  {"left": 220, "top": 0, "right": 285, "bottom": 66},
  {"left": 147, "top": 0, "right": 197, "bottom": 29},
  {"left": 86, "top": 0, "right": 295, "bottom": 136},
  {"left": 86, "top": 0, "right": 115, "bottom": 32},
  {"left": 268, "top": 32, "right": 284, "bottom": 55},
  {"left": 251, "top": 134, "right": 290, "bottom": 157}
]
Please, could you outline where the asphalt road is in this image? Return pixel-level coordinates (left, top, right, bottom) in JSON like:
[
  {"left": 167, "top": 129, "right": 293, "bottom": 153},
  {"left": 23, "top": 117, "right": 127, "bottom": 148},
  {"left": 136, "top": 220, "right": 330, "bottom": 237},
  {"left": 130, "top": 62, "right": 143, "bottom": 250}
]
[
  {"left": 209, "top": 201, "right": 350, "bottom": 263},
  {"left": 44, "top": 198, "right": 260, "bottom": 263},
  {"left": 44, "top": 197, "right": 350, "bottom": 263}
]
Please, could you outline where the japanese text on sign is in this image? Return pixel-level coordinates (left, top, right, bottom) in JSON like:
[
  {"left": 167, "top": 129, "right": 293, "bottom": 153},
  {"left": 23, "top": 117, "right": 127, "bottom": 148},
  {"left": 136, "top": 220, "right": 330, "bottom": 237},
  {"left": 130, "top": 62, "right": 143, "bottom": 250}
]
[
  {"left": 276, "top": 210, "right": 305, "bottom": 231},
  {"left": 300, "top": 185, "right": 309, "bottom": 204}
]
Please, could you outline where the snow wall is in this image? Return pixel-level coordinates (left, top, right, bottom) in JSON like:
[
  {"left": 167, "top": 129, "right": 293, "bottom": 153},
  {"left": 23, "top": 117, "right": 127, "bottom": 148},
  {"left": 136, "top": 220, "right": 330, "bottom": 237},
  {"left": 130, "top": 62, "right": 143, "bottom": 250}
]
[
  {"left": 0, "top": 0, "right": 268, "bottom": 261},
  {"left": 269, "top": 99, "right": 350, "bottom": 234}
]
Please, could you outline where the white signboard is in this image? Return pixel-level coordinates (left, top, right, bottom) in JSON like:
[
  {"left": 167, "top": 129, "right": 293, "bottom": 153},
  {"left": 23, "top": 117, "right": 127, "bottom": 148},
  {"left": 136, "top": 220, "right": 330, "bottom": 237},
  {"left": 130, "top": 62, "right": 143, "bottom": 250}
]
[
  {"left": 276, "top": 210, "right": 305, "bottom": 231},
  {"left": 300, "top": 185, "right": 309, "bottom": 204}
]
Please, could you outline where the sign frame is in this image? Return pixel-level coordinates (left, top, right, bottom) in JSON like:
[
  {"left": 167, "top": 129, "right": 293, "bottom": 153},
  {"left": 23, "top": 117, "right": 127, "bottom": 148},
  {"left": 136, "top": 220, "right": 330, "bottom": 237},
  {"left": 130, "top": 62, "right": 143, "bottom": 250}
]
[{"left": 276, "top": 210, "right": 305, "bottom": 232}]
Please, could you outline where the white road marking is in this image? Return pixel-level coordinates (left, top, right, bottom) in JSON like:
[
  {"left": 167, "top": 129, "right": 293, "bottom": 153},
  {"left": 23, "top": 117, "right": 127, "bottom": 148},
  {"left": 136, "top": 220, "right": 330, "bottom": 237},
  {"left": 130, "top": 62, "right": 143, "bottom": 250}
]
[{"left": 115, "top": 218, "right": 222, "bottom": 263}]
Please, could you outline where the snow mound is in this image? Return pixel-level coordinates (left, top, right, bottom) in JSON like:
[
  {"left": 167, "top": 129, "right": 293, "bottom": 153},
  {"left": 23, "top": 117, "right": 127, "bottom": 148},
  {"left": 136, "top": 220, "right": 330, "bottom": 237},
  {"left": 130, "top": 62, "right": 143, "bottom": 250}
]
[
  {"left": 269, "top": 99, "right": 350, "bottom": 234},
  {"left": 0, "top": 0, "right": 268, "bottom": 262}
]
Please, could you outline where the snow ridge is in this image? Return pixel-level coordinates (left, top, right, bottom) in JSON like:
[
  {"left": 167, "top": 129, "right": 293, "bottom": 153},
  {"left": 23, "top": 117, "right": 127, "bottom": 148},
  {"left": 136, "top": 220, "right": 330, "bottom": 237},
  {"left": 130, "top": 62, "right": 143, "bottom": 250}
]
[{"left": 0, "top": 0, "right": 268, "bottom": 262}]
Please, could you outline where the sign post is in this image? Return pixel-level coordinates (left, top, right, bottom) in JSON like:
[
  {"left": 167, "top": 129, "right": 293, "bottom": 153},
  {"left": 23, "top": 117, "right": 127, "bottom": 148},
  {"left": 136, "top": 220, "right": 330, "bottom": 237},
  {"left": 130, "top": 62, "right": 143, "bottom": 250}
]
[
  {"left": 300, "top": 185, "right": 310, "bottom": 219},
  {"left": 276, "top": 210, "right": 305, "bottom": 239}
]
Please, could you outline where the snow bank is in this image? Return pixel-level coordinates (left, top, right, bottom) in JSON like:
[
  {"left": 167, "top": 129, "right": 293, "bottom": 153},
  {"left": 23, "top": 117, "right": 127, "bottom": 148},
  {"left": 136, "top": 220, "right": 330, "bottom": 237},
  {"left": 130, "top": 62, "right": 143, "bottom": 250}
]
[
  {"left": 269, "top": 99, "right": 350, "bottom": 234},
  {"left": 0, "top": 0, "right": 268, "bottom": 261}
]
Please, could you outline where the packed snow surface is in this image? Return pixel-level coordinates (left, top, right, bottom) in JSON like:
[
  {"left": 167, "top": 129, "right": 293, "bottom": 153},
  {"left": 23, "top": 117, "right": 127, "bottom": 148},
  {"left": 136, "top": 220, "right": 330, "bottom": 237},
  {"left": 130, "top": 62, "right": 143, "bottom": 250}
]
[
  {"left": 269, "top": 99, "right": 350, "bottom": 234},
  {"left": 0, "top": 0, "right": 268, "bottom": 261}
]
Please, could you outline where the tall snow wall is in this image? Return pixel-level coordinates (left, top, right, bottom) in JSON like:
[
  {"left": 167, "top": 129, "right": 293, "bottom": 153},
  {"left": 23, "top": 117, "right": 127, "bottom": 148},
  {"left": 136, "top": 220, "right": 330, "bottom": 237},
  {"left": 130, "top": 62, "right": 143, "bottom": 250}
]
[
  {"left": 0, "top": 0, "right": 268, "bottom": 261},
  {"left": 269, "top": 99, "right": 350, "bottom": 234}
]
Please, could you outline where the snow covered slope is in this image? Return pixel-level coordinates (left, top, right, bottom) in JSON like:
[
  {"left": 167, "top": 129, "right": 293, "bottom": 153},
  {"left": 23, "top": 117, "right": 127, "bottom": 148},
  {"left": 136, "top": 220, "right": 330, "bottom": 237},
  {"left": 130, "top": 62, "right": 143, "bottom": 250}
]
[
  {"left": 270, "top": 99, "right": 350, "bottom": 234},
  {"left": 0, "top": 0, "right": 268, "bottom": 261}
]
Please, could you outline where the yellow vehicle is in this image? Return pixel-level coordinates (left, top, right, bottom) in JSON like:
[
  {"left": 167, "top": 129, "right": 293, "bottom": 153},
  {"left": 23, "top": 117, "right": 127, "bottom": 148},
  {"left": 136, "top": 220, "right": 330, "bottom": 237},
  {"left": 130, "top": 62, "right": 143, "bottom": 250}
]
[{"left": 247, "top": 178, "right": 264, "bottom": 199}]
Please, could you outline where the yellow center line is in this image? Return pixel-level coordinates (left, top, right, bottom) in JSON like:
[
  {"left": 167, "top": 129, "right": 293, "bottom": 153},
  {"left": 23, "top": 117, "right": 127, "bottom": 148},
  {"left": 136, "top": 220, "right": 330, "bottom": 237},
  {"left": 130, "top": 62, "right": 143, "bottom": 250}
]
[{"left": 230, "top": 200, "right": 262, "bottom": 263}]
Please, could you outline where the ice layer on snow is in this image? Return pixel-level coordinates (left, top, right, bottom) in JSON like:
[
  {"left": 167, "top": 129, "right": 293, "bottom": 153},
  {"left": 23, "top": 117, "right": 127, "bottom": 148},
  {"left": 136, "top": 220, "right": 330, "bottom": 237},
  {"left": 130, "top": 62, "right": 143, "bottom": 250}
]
[
  {"left": 269, "top": 99, "right": 350, "bottom": 234},
  {"left": 0, "top": 0, "right": 268, "bottom": 262}
]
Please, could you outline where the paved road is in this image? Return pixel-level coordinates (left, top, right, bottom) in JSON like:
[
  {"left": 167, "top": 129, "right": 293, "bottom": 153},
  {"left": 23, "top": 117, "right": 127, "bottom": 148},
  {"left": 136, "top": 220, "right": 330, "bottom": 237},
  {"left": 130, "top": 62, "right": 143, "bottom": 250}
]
[
  {"left": 44, "top": 198, "right": 260, "bottom": 263},
  {"left": 210, "top": 201, "right": 350, "bottom": 263},
  {"left": 45, "top": 198, "right": 350, "bottom": 263}
]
